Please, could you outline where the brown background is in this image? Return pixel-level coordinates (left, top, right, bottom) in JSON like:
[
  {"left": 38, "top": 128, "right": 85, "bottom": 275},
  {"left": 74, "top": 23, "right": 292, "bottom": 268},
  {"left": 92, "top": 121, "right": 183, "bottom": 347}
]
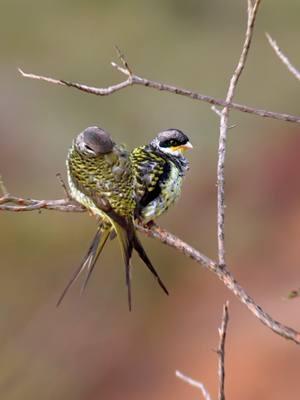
[{"left": 0, "top": 1, "right": 299, "bottom": 399}]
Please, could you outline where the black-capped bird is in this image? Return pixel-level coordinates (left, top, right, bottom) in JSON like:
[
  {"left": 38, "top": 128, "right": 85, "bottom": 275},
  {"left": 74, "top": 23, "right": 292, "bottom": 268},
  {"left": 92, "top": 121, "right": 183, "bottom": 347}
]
[
  {"left": 131, "top": 129, "right": 192, "bottom": 224},
  {"left": 57, "top": 126, "right": 168, "bottom": 309}
]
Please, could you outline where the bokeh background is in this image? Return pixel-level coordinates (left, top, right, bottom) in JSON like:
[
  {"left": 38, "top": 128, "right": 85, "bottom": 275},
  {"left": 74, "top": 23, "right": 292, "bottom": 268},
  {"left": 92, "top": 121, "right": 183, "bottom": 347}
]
[{"left": 0, "top": 0, "right": 300, "bottom": 399}]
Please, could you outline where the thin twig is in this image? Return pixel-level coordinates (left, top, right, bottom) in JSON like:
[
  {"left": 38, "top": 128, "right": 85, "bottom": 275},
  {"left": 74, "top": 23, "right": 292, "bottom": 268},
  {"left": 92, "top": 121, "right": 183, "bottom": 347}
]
[
  {"left": 0, "top": 175, "right": 8, "bottom": 196},
  {"left": 211, "top": 105, "right": 223, "bottom": 117},
  {"left": 114, "top": 45, "right": 133, "bottom": 76},
  {"left": 1, "top": 193, "right": 299, "bottom": 345},
  {"left": 56, "top": 172, "right": 72, "bottom": 199},
  {"left": 18, "top": 68, "right": 133, "bottom": 96},
  {"left": 218, "top": 302, "right": 229, "bottom": 400},
  {"left": 216, "top": 0, "right": 261, "bottom": 266},
  {"left": 266, "top": 33, "right": 300, "bottom": 81},
  {"left": 0, "top": 195, "right": 84, "bottom": 212},
  {"left": 175, "top": 370, "right": 212, "bottom": 400},
  {"left": 18, "top": 66, "right": 300, "bottom": 125}
]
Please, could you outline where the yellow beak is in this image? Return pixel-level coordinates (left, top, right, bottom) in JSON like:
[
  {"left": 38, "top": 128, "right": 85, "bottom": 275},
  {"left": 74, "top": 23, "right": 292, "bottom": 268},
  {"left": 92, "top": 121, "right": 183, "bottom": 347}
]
[{"left": 170, "top": 141, "right": 193, "bottom": 153}]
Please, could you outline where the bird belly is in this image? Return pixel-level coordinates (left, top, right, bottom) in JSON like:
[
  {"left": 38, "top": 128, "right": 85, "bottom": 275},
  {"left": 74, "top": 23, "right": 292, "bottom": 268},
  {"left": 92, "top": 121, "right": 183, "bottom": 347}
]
[{"left": 141, "top": 168, "right": 182, "bottom": 222}]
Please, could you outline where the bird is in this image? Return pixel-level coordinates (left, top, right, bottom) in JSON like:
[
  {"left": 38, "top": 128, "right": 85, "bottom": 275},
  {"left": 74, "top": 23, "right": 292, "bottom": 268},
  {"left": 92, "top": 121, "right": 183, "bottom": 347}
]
[
  {"left": 131, "top": 129, "right": 193, "bottom": 225},
  {"left": 57, "top": 126, "right": 168, "bottom": 310}
]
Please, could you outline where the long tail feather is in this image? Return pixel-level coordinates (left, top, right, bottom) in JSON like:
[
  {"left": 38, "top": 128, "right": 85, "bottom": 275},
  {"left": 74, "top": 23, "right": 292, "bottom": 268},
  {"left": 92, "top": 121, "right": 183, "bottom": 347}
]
[
  {"left": 133, "top": 233, "right": 169, "bottom": 296},
  {"left": 80, "top": 228, "right": 111, "bottom": 294},
  {"left": 56, "top": 227, "right": 101, "bottom": 306},
  {"left": 108, "top": 216, "right": 169, "bottom": 308},
  {"left": 110, "top": 220, "right": 133, "bottom": 311}
]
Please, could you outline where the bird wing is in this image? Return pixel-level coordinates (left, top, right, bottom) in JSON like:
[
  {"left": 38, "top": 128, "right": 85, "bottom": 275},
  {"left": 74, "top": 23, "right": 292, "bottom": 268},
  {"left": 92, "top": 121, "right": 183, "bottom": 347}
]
[{"left": 131, "top": 146, "right": 171, "bottom": 214}]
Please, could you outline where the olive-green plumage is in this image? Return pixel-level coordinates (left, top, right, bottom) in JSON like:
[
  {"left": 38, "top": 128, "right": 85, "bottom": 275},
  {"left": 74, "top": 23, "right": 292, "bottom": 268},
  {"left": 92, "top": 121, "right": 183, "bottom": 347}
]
[
  {"left": 67, "top": 136, "right": 134, "bottom": 218},
  {"left": 58, "top": 126, "right": 168, "bottom": 310}
]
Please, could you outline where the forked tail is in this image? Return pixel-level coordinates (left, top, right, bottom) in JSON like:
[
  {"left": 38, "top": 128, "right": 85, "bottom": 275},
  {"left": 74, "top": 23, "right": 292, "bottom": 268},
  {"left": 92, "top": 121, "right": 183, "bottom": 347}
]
[
  {"left": 112, "top": 218, "right": 169, "bottom": 311},
  {"left": 56, "top": 224, "right": 110, "bottom": 306}
]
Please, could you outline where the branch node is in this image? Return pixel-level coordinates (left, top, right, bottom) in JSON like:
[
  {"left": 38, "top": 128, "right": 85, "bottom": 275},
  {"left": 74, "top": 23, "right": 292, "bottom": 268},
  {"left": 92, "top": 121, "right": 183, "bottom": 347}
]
[
  {"left": 114, "top": 45, "right": 132, "bottom": 76},
  {"left": 211, "top": 105, "right": 223, "bottom": 117}
]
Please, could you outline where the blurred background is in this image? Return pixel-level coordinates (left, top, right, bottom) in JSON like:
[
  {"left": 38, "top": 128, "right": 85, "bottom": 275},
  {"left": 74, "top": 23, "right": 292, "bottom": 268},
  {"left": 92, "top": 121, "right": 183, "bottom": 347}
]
[{"left": 0, "top": 0, "right": 300, "bottom": 399}]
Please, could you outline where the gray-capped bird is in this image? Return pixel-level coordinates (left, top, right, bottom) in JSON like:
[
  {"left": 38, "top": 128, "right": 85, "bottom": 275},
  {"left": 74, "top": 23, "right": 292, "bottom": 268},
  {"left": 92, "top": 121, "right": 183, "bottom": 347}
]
[
  {"left": 57, "top": 126, "right": 168, "bottom": 310},
  {"left": 131, "top": 129, "right": 192, "bottom": 224}
]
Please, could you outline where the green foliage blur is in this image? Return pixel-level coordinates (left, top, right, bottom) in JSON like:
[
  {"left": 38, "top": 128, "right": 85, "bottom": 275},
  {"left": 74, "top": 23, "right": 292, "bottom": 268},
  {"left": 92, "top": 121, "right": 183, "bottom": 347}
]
[{"left": 0, "top": 1, "right": 299, "bottom": 399}]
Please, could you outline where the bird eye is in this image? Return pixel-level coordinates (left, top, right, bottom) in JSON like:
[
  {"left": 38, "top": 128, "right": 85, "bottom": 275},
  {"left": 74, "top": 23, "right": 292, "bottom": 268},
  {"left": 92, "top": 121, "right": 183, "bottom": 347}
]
[{"left": 84, "top": 144, "right": 95, "bottom": 153}]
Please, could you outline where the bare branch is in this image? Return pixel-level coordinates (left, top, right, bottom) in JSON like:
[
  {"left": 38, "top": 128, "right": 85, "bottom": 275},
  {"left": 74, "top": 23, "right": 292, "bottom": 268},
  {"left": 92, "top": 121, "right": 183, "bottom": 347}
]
[
  {"left": 0, "top": 194, "right": 85, "bottom": 212},
  {"left": 218, "top": 302, "right": 229, "bottom": 400},
  {"left": 216, "top": 0, "right": 261, "bottom": 266},
  {"left": 175, "top": 370, "right": 212, "bottom": 400},
  {"left": 266, "top": 33, "right": 300, "bottom": 81},
  {"left": 1, "top": 192, "right": 300, "bottom": 345},
  {"left": 18, "top": 67, "right": 133, "bottom": 96},
  {"left": 140, "top": 226, "right": 300, "bottom": 345},
  {"left": 18, "top": 66, "right": 300, "bottom": 125}
]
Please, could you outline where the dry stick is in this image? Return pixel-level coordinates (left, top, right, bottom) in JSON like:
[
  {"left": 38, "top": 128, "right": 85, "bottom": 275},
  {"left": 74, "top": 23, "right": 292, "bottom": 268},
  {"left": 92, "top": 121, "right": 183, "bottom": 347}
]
[
  {"left": 0, "top": 195, "right": 83, "bottom": 212},
  {"left": 218, "top": 302, "right": 229, "bottom": 400},
  {"left": 176, "top": 302, "right": 229, "bottom": 400},
  {"left": 0, "top": 194, "right": 300, "bottom": 345},
  {"left": 18, "top": 68, "right": 300, "bottom": 125},
  {"left": 175, "top": 370, "right": 212, "bottom": 400},
  {"left": 18, "top": 68, "right": 133, "bottom": 96},
  {"left": 216, "top": 0, "right": 261, "bottom": 266},
  {"left": 140, "top": 225, "right": 300, "bottom": 345},
  {"left": 266, "top": 33, "right": 300, "bottom": 82}
]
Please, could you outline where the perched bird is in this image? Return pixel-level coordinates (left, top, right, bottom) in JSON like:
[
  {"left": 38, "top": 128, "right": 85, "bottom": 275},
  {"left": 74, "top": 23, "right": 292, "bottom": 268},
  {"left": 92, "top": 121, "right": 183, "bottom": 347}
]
[
  {"left": 131, "top": 129, "right": 192, "bottom": 224},
  {"left": 57, "top": 126, "right": 168, "bottom": 309}
]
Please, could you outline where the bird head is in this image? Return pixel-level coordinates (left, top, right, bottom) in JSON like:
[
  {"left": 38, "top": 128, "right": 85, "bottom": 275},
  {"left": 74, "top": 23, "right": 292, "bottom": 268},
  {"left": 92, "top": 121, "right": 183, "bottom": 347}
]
[
  {"left": 150, "top": 129, "right": 193, "bottom": 157},
  {"left": 75, "top": 126, "right": 115, "bottom": 157}
]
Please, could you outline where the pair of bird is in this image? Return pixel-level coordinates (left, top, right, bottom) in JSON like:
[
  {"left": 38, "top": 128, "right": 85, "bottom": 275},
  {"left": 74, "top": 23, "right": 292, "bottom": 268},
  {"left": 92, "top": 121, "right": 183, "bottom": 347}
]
[{"left": 58, "top": 126, "right": 193, "bottom": 310}]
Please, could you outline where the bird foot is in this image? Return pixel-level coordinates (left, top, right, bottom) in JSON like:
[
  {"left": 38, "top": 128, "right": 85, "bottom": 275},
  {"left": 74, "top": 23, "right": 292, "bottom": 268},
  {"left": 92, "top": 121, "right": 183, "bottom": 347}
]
[{"left": 143, "top": 220, "right": 157, "bottom": 229}]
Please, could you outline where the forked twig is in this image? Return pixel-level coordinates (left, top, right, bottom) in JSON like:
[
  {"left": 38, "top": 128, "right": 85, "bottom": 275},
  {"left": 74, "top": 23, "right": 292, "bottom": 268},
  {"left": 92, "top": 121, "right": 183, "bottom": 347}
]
[{"left": 18, "top": 54, "right": 300, "bottom": 125}]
